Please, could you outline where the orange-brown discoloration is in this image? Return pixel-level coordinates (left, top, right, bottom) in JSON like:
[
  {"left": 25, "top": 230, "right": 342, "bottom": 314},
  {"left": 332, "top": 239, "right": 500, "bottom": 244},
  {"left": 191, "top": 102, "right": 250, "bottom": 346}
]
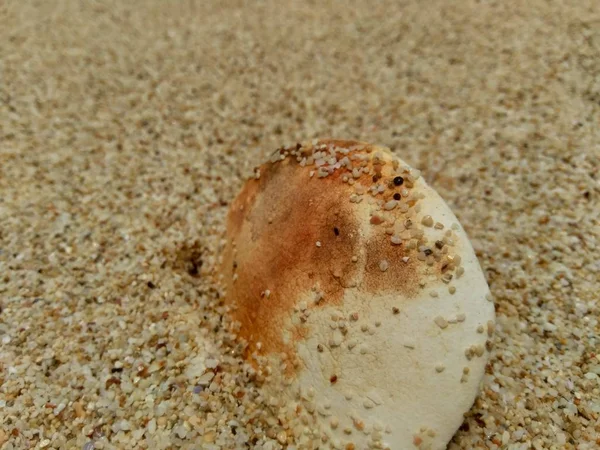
[
  {"left": 363, "top": 232, "right": 420, "bottom": 297},
  {"left": 222, "top": 156, "right": 361, "bottom": 366},
  {"left": 221, "top": 140, "right": 425, "bottom": 373},
  {"left": 228, "top": 178, "right": 260, "bottom": 237}
]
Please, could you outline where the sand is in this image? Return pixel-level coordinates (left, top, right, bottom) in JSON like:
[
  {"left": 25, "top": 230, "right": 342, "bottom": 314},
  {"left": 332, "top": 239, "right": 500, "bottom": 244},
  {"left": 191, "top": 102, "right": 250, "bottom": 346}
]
[{"left": 0, "top": 0, "right": 599, "bottom": 449}]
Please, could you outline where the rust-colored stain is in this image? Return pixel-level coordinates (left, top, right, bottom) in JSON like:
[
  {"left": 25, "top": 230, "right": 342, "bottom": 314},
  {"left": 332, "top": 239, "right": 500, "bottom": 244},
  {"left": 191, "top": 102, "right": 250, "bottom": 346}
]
[
  {"left": 221, "top": 140, "right": 425, "bottom": 374},
  {"left": 222, "top": 157, "right": 360, "bottom": 367},
  {"left": 363, "top": 231, "right": 420, "bottom": 297}
]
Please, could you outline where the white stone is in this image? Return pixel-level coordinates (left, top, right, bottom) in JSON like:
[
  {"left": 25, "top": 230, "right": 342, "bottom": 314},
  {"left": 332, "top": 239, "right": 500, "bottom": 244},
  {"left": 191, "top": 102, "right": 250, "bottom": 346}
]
[{"left": 222, "top": 141, "right": 495, "bottom": 450}]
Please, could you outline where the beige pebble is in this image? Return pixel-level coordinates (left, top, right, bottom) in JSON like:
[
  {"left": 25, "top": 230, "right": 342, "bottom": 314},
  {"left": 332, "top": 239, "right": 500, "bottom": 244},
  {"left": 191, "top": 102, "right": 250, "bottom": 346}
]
[{"left": 434, "top": 316, "right": 448, "bottom": 329}]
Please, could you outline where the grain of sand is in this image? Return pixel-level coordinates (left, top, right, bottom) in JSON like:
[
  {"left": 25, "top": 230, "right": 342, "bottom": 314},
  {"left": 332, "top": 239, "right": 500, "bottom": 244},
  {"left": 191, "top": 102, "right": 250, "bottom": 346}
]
[{"left": 1, "top": 1, "right": 599, "bottom": 449}]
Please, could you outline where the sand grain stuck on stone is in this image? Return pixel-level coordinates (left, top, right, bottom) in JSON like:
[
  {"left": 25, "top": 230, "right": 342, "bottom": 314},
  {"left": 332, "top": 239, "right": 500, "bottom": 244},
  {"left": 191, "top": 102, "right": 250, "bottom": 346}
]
[{"left": 0, "top": 1, "right": 599, "bottom": 449}]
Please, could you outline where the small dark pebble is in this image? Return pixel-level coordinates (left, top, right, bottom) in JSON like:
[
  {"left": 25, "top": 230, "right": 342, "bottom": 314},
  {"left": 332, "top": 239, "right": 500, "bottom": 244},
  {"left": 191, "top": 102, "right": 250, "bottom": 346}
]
[
  {"left": 393, "top": 193, "right": 401, "bottom": 200},
  {"left": 435, "top": 241, "right": 444, "bottom": 249},
  {"left": 188, "top": 264, "right": 199, "bottom": 276},
  {"left": 424, "top": 248, "right": 433, "bottom": 256},
  {"left": 147, "top": 281, "right": 156, "bottom": 289},
  {"left": 393, "top": 176, "right": 404, "bottom": 186},
  {"left": 333, "top": 227, "right": 340, "bottom": 236},
  {"left": 474, "top": 413, "right": 486, "bottom": 427}
]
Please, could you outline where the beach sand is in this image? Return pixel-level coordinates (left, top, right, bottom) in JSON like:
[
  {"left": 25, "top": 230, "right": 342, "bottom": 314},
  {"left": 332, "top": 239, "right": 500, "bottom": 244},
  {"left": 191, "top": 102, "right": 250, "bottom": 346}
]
[{"left": 1, "top": 0, "right": 599, "bottom": 448}]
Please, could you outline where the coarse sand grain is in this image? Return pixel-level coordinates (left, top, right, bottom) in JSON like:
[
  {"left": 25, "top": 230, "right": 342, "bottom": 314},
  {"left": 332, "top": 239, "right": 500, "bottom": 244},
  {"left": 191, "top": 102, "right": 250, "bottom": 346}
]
[{"left": 0, "top": 1, "right": 599, "bottom": 449}]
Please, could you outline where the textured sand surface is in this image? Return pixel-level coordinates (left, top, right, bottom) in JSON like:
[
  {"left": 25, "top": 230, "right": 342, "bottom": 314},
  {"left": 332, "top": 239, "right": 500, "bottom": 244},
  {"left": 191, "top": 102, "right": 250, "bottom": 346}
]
[{"left": 1, "top": 1, "right": 599, "bottom": 449}]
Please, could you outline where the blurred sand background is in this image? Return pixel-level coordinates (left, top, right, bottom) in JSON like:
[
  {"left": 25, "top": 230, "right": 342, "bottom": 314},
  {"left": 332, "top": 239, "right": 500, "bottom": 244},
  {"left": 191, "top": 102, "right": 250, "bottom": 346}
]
[{"left": 1, "top": 0, "right": 599, "bottom": 449}]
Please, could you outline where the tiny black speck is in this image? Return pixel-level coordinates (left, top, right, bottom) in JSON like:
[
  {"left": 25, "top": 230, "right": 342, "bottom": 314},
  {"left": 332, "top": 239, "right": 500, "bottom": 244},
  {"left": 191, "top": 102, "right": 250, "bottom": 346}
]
[
  {"left": 188, "top": 264, "right": 199, "bottom": 276},
  {"left": 147, "top": 281, "right": 156, "bottom": 289},
  {"left": 334, "top": 227, "right": 340, "bottom": 236},
  {"left": 393, "top": 193, "right": 401, "bottom": 200},
  {"left": 424, "top": 248, "right": 433, "bottom": 256},
  {"left": 393, "top": 176, "right": 404, "bottom": 186}
]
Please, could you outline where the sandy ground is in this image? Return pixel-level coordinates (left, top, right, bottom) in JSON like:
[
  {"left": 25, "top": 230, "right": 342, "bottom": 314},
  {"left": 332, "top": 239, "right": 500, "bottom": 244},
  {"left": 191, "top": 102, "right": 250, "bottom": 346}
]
[{"left": 1, "top": 0, "right": 599, "bottom": 449}]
